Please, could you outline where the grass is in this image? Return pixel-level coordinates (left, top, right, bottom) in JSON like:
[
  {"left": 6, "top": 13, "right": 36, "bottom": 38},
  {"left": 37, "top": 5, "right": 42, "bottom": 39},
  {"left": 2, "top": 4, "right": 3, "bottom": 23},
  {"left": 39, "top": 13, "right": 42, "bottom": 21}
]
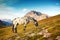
[{"left": 0, "top": 14, "right": 60, "bottom": 40}]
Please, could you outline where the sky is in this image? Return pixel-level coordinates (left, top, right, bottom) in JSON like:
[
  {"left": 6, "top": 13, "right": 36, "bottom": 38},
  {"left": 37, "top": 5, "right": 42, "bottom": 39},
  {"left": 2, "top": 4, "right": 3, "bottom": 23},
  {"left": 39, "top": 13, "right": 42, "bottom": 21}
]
[{"left": 0, "top": 0, "right": 60, "bottom": 20}]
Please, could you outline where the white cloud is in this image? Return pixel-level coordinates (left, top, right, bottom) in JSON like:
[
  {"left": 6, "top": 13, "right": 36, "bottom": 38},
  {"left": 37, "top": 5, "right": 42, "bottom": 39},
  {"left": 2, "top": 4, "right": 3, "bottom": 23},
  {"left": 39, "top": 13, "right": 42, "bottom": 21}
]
[
  {"left": 0, "top": 4, "right": 60, "bottom": 20},
  {"left": 0, "top": 4, "right": 23, "bottom": 20},
  {"left": 36, "top": 6, "right": 60, "bottom": 16},
  {"left": 22, "top": 8, "right": 28, "bottom": 12},
  {"left": 0, "top": 4, "right": 30, "bottom": 20},
  {"left": 0, "top": 5, "right": 15, "bottom": 19}
]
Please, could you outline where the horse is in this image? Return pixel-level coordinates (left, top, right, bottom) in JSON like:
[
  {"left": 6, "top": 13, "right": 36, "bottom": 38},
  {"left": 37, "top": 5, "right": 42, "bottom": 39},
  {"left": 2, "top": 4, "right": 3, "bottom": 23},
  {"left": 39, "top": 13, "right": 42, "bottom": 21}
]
[{"left": 12, "top": 16, "right": 38, "bottom": 33}]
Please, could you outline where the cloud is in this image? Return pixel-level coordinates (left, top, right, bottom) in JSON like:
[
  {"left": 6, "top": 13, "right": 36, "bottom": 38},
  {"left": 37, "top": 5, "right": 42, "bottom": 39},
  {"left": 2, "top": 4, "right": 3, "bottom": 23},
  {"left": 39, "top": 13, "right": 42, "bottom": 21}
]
[
  {"left": 0, "top": 4, "right": 19, "bottom": 20},
  {"left": 22, "top": 8, "right": 28, "bottom": 12},
  {"left": 0, "top": 4, "right": 30, "bottom": 20},
  {"left": 35, "top": 6, "right": 60, "bottom": 16}
]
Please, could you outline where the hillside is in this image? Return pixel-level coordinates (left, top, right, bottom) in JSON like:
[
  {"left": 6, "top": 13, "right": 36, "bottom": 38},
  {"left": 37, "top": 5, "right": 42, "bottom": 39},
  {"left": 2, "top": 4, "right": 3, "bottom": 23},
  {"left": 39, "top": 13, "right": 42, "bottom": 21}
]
[{"left": 0, "top": 14, "right": 60, "bottom": 40}]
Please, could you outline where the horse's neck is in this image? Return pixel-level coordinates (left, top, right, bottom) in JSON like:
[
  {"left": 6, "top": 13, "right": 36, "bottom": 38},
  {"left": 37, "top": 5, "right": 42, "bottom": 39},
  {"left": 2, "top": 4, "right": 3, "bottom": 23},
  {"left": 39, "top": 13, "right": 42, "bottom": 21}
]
[{"left": 27, "top": 17, "right": 36, "bottom": 23}]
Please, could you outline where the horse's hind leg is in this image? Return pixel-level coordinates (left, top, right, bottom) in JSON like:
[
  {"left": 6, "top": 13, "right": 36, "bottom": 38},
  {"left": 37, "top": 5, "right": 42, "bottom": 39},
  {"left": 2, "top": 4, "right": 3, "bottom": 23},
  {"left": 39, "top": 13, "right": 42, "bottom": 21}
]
[
  {"left": 14, "top": 26, "right": 17, "bottom": 33},
  {"left": 23, "top": 21, "right": 27, "bottom": 33},
  {"left": 23, "top": 26, "right": 26, "bottom": 33}
]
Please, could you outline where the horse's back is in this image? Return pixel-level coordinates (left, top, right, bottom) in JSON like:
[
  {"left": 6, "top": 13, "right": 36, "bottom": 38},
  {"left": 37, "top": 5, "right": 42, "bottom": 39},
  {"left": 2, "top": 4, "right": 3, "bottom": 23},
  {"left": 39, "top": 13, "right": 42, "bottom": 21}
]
[
  {"left": 13, "top": 17, "right": 27, "bottom": 25},
  {"left": 12, "top": 16, "right": 36, "bottom": 25}
]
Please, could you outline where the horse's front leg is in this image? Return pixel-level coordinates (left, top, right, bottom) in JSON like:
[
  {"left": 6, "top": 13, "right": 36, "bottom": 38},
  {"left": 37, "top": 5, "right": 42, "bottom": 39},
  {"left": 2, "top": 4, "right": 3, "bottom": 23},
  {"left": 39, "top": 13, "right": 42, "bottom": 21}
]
[
  {"left": 23, "top": 25, "right": 26, "bottom": 33},
  {"left": 12, "top": 24, "right": 14, "bottom": 33}
]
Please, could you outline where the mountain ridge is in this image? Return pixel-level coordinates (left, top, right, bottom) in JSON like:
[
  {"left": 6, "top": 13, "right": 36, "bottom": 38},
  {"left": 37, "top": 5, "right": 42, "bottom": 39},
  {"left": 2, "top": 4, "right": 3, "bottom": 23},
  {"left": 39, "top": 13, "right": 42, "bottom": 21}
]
[
  {"left": 24, "top": 11, "right": 49, "bottom": 21},
  {"left": 0, "top": 19, "right": 12, "bottom": 26}
]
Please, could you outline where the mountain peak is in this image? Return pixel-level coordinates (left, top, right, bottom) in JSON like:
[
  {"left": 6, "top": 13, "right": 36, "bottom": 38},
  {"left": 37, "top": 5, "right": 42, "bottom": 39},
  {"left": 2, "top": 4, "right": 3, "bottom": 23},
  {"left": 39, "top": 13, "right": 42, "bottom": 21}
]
[
  {"left": 24, "top": 11, "right": 49, "bottom": 21},
  {"left": 26, "top": 11, "right": 42, "bottom": 16}
]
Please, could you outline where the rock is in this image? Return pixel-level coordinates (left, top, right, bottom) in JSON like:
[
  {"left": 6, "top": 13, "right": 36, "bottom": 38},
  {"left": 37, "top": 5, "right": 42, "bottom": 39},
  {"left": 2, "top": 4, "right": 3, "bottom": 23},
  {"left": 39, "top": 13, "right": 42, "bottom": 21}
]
[
  {"left": 37, "top": 29, "right": 51, "bottom": 38},
  {"left": 43, "top": 32, "right": 51, "bottom": 38},
  {"left": 56, "top": 36, "right": 60, "bottom": 40},
  {"left": 28, "top": 33, "right": 35, "bottom": 37}
]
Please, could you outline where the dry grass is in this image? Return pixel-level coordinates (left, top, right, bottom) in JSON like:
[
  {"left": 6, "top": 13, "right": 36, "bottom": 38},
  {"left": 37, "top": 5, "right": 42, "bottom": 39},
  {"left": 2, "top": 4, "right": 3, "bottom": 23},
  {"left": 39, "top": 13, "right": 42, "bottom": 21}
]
[{"left": 0, "top": 14, "right": 60, "bottom": 40}]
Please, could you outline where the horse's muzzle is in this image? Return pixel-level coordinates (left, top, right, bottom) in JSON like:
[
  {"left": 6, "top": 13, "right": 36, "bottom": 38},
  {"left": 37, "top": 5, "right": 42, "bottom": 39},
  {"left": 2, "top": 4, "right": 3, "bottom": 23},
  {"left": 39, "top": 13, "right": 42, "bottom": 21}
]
[{"left": 35, "top": 22, "right": 38, "bottom": 26}]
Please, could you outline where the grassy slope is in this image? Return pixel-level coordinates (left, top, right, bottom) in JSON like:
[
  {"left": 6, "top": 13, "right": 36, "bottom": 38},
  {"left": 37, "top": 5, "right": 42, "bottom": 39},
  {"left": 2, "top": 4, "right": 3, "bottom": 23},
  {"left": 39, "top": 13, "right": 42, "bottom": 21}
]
[{"left": 0, "top": 14, "right": 60, "bottom": 40}]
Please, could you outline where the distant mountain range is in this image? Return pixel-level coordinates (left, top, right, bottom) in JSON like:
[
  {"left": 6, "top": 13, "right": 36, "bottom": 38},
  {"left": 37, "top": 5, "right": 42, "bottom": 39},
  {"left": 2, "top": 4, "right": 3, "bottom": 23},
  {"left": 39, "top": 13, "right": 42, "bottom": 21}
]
[
  {"left": 24, "top": 11, "right": 49, "bottom": 21},
  {"left": 0, "top": 19, "right": 12, "bottom": 26},
  {"left": 0, "top": 20, "right": 4, "bottom": 27}
]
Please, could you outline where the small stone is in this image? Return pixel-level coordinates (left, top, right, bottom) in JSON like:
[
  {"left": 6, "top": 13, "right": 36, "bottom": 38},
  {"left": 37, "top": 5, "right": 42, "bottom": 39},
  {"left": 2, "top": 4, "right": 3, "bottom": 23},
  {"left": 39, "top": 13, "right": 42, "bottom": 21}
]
[
  {"left": 43, "top": 33, "right": 51, "bottom": 38},
  {"left": 37, "top": 32, "right": 43, "bottom": 35},
  {"left": 56, "top": 36, "right": 60, "bottom": 40},
  {"left": 28, "top": 33, "right": 35, "bottom": 37}
]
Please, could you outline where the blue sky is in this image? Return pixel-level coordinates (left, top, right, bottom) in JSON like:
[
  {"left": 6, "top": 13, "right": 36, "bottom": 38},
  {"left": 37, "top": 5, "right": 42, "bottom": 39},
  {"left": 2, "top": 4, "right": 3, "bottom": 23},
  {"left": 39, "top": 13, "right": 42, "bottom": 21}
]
[{"left": 0, "top": 0, "right": 60, "bottom": 20}]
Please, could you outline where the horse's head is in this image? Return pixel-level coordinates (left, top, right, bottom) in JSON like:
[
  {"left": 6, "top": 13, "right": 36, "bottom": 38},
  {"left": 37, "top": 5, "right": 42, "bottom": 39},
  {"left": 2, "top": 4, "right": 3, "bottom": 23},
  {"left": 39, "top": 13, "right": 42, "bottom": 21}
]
[
  {"left": 34, "top": 21, "right": 38, "bottom": 26},
  {"left": 32, "top": 18, "right": 38, "bottom": 27}
]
